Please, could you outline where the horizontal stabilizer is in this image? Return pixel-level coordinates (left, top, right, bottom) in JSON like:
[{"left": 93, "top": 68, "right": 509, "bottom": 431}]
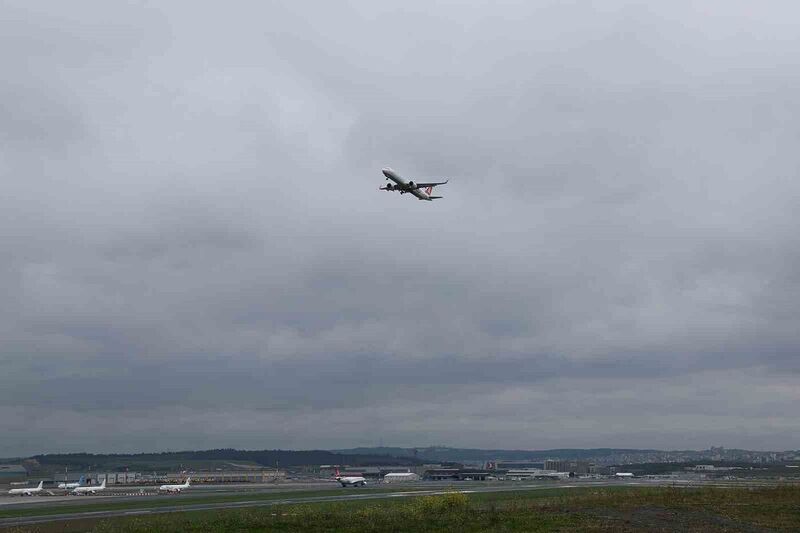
[{"left": 428, "top": 196, "right": 443, "bottom": 200}]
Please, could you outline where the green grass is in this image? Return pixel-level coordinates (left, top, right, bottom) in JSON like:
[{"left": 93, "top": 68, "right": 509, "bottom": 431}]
[
  {"left": 71, "top": 492, "right": 584, "bottom": 533},
  {"left": 6, "top": 485, "right": 800, "bottom": 532}
]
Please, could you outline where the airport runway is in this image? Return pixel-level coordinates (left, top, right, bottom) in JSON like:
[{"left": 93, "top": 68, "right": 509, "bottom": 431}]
[
  {"left": 0, "top": 481, "right": 339, "bottom": 508},
  {"left": 1, "top": 478, "right": 794, "bottom": 529}
]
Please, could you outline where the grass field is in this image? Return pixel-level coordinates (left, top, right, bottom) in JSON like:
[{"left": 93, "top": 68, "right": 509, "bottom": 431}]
[{"left": 5, "top": 485, "right": 799, "bottom": 532}]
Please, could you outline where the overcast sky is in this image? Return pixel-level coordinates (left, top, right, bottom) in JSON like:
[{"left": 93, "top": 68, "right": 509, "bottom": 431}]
[{"left": 2, "top": 1, "right": 799, "bottom": 456}]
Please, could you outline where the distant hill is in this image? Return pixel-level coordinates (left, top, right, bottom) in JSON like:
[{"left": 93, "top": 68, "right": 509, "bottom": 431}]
[
  {"left": 29, "top": 448, "right": 423, "bottom": 473},
  {"left": 21, "top": 446, "right": 797, "bottom": 474},
  {"left": 333, "top": 446, "right": 800, "bottom": 466},
  {"left": 333, "top": 447, "right": 662, "bottom": 463}
]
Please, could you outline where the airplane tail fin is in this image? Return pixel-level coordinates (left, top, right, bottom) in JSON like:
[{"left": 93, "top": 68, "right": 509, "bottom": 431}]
[
  {"left": 186, "top": 477, "right": 191, "bottom": 486},
  {"left": 334, "top": 468, "right": 341, "bottom": 478},
  {"left": 37, "top": 481, "right": 43, "bottom": 489}
]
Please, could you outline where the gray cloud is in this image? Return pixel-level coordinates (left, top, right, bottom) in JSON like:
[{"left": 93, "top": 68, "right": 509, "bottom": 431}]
[{"left": 1, "top": 0, "right": 799, "bottom": 456}]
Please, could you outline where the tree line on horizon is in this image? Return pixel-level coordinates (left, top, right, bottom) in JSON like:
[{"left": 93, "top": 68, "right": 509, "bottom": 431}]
[{"left": 27, "top": 448, "right": 424, "bottom": 470}]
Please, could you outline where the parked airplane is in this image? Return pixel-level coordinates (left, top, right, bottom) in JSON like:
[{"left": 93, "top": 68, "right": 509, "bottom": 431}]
[
  {"left": 71, "top": 479, "right": 105, "bottom": 495},
  {"left": 334, "top": 469, "right": 367, "bottom": 487},
  {"left": 58, "top": 475, "right": 85, "bottom": 490},
  {"left": 7, "top": 481, "right": 43, "bottom": 496},
  {"left": 380, "top": 168, "right": 448, "bottom": 201},
  {"left": 159, "top": 478, "right": 191, "bottom": 493}
]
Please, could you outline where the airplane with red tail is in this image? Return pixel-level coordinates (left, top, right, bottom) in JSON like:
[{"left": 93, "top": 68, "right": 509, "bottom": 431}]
[
  {"left": 334, "top": 468, "right": 367, "bottom": 487},
  {"left": 380, "top": 168, "right": 448, "bottom": 201}
]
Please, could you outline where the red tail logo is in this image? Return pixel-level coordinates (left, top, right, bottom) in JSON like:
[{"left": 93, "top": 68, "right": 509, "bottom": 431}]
[{"left": 425, "top": 186, "right": 433, "bottom": 195}]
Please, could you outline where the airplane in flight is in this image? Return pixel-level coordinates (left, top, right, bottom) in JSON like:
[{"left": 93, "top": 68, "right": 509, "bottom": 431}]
[
  {"left": 8, "top": 481, "right": 44, "bottom": 496},
  {"left": 159, "top": 478, "right": 191, "bottom": 493},
  {"left": 334, "top": 468, "right": 367, "bottom": 487},
  {"left": 71, "top": 479, "right": 106, "bottom": 495},
  {"left": 380, "top": 168, "right": 448, "bottom": 201},
  {"left": 58, "top": 475, "right": 85, "bottom": 490}
]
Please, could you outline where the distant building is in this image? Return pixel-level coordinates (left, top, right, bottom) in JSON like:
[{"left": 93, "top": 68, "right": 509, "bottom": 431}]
[
  {"left": 505, "top": 469, "right": 543, "bottom": 480},
  {"left": 688, "top": 465, "right": 736, "bottom": 473},
  {"left": 383, "top": 472, "right": 419, "bottom": 483},
  {"left": 506, "top": 469, "right": 570, "bottom": 480},
  {"left": 421, "top": 467, "right": 490, "bottom": 481},
  {"left": 488, "top": 461, "right": 544, "bottom": 470},
  {"left": 96, "top": 472, "right": 141, "bottom": 484},
  {"left": 456, "top": 470, "right": 490, "bottom": 481},
  {"left": 544, "top": 460, "right": 590, "bottom": 474},
  {"left": 0, "top": 465, "right": 27, "bottom": 483},
  {"left": 166, "top": 470, "right": 285, "bottom": 483},
  {"left": 423, "top": 468, "right": 460, "bottom": 481}
]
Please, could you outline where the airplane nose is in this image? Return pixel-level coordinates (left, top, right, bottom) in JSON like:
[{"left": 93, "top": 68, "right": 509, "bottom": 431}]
[{"left": 382, "top": 168, "right": 393, "bottom": 179}]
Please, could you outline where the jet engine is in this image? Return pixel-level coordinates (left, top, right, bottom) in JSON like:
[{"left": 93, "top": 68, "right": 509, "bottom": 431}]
[
  {"left": 408, "top": 181, "right": 415, "bottom": 189},
  {"left": 385, "top": 183, "right": 393, "bottom": 190}
]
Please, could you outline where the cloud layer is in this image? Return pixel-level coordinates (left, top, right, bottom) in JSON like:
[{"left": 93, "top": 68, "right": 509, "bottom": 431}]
[{"left": 2, "top": 0, "right": 799, "bottom": 455}]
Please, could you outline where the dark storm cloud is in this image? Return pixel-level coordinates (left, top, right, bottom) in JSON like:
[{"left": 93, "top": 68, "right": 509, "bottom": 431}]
[{"left": 1, "top": 0, "right": 799, "bottom": 455}]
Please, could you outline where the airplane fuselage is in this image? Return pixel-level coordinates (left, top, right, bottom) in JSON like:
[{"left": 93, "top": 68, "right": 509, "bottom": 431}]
[
  {"left": 8, "top": 482, "right": 44, "bottom": 496},
  {"left": 71, "top": 483, "right": 105, "bottom": 495},
  {"left": 337, "top": 476, "right": 367, "bottom": 487},
  {"left": 8, "top": 489, "right": 41, "bottom": 496},
  {"left": 59, "top": 477, "right": 85, "bottom": 490},
  {"left": 159, "top": 478, "right": 190, "bottom": 493},
  {"left": 159, "top": 484, "right": 189, "bottom": 493},
  {"left": 382, "top": 168, "right": 436, "bottom": 201}
]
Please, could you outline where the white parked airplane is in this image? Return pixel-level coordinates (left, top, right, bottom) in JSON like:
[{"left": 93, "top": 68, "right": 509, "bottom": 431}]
[
  {"left": 8, "top": 481, "right": 43, "bottom": 496},
  {"left": 58, "top": 475, "right": 85, "bottom": 490},
  {"left": 334, "top": 469, "right": 367, "bottom": 487},
  {"left": 380, "top": 168, "right": 448, "bottom": 201},
  {"left": 71, "top": 479, "right": 105, "bottom": 495},
  {"left": 159, "top": 478, "right": 191, "bottom": 493}
]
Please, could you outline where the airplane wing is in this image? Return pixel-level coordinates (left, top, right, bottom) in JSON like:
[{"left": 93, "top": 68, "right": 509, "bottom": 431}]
[{"left": 413, "top": 180, "right": 448, "bottom": 188}]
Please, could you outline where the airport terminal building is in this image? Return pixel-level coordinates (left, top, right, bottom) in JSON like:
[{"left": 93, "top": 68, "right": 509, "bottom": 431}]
[
  {"left": 543, "top": 460, "right": 591, "bottom": 474},
  {"left": 89, "top": 470, "right": 285, "bottom": 485}
]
